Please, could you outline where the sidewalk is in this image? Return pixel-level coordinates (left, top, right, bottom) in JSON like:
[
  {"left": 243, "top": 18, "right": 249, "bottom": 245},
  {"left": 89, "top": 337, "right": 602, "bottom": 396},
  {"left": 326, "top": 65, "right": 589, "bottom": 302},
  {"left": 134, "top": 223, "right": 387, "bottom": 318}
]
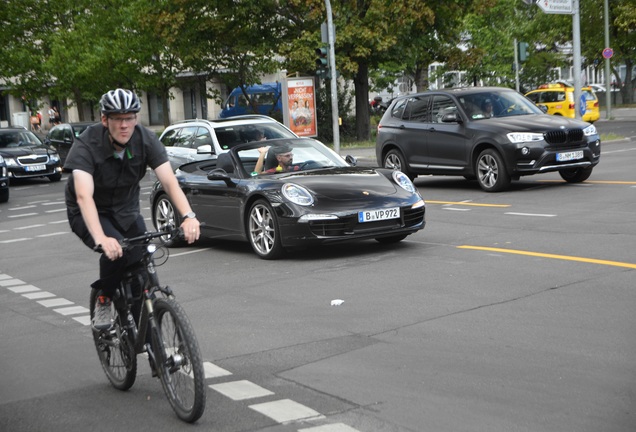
[{"left": 598, "top": 107, "right": 636, "bottom": 121}]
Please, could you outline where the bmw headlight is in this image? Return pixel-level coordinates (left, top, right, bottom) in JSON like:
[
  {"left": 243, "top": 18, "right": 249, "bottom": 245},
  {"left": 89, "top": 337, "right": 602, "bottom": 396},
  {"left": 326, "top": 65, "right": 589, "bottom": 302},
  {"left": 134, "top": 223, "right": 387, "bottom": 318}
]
[
  {"left": 282, "top": 183, "right": 314, "bottom": 206},
  {"left": 392, "top": 170, "right": 417, "bottom": 193},
  {"left": 583, "top": 124, "right": 597, "bottom": 136},
  {"left": 507, "top": 132, "right": 544, "bottom": 143}
]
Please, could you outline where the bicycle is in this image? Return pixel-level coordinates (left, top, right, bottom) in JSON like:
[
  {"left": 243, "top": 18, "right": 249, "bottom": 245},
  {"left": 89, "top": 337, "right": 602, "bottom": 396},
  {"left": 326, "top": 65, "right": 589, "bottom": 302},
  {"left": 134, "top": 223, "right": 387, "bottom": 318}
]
[{"left": 90, "top": 228, "right": 206, "bottom": 423}]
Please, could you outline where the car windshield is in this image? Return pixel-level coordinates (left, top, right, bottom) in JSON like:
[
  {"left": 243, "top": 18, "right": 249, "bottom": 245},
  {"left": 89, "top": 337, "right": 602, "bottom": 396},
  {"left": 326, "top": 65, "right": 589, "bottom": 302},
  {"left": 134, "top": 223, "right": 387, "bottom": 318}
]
[
  {"left": 236, "top": 139, "right": 349, "bottom": 175},
  {"left": 458, "top": 90, "right": 543, "bottom": 120},
  {"left": 215, "top": 123, "right": 296, "bottom": 150},
  {"left": 0, "top": 130, "right": 43, "bottom": 148}
]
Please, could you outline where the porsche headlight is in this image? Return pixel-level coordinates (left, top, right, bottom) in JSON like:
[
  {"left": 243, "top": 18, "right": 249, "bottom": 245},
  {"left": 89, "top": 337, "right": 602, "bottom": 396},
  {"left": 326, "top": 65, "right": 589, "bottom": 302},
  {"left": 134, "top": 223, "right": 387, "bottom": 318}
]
[
  {"left": 507, "top": 132, "right": 544, "bottom": 143},
  {"left": 392, "top": 170, "right": 417, "bottom": 193},
  {"left": 282, "top": 183, "right": 314, "bottom": 206},
  {"left": 583, "top": 124, "right": 597, "bottom": 136}
]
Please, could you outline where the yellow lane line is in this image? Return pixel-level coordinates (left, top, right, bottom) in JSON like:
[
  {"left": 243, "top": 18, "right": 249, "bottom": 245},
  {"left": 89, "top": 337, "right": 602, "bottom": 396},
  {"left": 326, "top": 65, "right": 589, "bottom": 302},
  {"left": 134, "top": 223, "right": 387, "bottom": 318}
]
[
  {"left": 458, "top": 245, "right": 636, "bottom": 269},
  {"left": 426, "top": 201, "right": 511, "bottom": 208}
]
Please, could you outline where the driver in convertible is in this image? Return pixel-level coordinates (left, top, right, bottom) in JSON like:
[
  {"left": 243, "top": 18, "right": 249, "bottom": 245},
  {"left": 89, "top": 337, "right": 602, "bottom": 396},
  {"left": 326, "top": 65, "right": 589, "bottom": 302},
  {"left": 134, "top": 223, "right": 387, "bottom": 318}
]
[{"left": 253, "top": 144, "right": 301, "bottom": 174}]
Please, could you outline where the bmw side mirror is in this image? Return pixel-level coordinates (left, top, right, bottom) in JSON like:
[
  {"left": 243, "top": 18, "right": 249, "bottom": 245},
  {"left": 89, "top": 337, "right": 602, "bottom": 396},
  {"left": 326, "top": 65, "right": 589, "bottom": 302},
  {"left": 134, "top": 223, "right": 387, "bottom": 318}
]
[{"left": 441, "top": 113, "right": 462, "bottom": 124}]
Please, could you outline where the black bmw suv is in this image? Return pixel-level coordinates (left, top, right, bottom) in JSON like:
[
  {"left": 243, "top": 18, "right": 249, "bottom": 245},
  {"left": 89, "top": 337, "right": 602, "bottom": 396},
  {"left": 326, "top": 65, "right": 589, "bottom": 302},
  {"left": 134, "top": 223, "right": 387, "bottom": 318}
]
[{"left": 375, "top": 87, "right": 601, "bottom": 192}]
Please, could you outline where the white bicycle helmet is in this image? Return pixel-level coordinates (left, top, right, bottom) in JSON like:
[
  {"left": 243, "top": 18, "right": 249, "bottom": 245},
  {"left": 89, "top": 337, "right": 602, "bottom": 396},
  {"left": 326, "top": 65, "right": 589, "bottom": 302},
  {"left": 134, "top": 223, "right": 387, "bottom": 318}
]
[{"left": 99, "top": 89, "right": 141, "bottom": 115}]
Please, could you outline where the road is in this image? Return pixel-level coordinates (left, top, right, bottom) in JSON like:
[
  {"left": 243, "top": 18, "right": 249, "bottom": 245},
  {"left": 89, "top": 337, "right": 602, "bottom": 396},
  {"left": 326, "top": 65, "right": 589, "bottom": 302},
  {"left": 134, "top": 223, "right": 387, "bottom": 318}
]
[{"left": 1, "top": 126, "right": 635, "bottom": 431}]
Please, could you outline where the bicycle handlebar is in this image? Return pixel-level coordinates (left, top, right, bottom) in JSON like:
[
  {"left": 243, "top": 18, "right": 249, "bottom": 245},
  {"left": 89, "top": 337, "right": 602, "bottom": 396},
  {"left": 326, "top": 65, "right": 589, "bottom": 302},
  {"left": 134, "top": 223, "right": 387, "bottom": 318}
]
[{"left": 93, "top": 227, "right": 183, "bottom": 253}]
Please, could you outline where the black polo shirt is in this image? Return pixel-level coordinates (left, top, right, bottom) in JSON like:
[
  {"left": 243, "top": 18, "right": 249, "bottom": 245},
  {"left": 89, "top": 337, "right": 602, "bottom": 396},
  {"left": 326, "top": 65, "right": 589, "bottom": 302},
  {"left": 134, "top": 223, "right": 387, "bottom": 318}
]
[{"left": 64, "top": 123, "right": 168, "bottom": 230}]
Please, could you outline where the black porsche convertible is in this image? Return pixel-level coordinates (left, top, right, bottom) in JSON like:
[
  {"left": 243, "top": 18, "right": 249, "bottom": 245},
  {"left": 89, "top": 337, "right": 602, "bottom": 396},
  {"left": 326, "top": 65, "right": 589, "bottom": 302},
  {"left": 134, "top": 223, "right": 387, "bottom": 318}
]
[{"left": 150, "top": 138, "right": 426, "bottom": 259}]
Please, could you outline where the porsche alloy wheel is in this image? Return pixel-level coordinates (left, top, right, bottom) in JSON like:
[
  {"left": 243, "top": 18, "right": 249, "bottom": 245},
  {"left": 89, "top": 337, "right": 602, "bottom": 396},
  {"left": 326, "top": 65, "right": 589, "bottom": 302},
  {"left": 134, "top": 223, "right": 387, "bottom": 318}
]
[
  {"left": 247, "top": 199, "right": 284, "bottom": 260},
  {"left": 153, "top": 195, "right": 185, "bottom": 247}
]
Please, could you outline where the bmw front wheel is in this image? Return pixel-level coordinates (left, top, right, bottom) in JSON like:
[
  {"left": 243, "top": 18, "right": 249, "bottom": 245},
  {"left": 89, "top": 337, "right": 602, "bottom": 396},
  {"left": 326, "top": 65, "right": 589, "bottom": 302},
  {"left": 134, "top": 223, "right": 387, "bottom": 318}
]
[
  {"left": 475, "top": 148, "right": 510, "bottom": 192},
  {"left": 383, "top": 149, "right": 413, "bottom": 180},
  {"left": 559, "top": 166, "right": 593, "bottom": 183}
]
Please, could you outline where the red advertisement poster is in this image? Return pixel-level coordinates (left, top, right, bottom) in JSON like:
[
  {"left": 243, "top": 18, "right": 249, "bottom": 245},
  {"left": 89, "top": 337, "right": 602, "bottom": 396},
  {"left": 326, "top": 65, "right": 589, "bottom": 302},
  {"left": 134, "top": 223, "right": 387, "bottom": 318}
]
[{"left": 286, "top": 78, "right": 317, "bottom": 137}]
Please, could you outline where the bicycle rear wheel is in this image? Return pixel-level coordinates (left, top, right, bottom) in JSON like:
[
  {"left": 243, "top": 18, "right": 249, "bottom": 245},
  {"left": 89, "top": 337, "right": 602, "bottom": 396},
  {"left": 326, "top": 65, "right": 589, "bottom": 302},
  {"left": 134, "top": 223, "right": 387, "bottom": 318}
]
[
  {"left": 152, "top": 298, "right": 206, "bottom": 423},
  {"left": 90, "top": 288, "right": 137, "bottom": 390}
]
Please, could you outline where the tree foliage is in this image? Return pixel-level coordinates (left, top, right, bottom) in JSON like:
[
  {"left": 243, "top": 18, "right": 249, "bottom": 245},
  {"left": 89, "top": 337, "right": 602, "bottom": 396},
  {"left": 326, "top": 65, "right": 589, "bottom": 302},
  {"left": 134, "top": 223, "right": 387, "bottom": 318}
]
[{"left": 1, "top": 0, "right": 635, "bottom": 131}]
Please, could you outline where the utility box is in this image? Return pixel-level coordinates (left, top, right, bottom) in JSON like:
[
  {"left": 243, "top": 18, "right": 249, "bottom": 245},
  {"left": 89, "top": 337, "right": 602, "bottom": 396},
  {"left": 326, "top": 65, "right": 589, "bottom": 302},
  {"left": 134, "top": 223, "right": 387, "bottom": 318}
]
[{"left": 12, "top": 112, "right": 30, "bottom": 129}]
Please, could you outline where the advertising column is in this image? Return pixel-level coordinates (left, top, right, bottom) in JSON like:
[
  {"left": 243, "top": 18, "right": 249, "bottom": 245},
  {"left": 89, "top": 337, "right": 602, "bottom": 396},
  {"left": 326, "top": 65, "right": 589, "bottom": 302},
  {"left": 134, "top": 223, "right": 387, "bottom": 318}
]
[{"left": 284, "top": 78, "right": 317, "bottom": 137}]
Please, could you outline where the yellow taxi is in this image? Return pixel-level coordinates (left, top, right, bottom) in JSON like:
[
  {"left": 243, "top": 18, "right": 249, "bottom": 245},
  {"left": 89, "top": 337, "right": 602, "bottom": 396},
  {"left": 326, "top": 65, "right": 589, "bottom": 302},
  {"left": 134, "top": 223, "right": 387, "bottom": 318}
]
[{"left": 525, "top": 82, "right": 600, "bottom": 123}]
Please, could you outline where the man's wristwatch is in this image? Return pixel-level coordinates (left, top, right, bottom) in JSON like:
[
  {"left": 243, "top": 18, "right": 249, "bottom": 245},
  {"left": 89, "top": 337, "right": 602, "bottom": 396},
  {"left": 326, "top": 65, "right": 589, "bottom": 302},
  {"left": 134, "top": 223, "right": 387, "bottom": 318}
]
[{"left": 183, "top": 211, "right": 196, "bottom": 219}]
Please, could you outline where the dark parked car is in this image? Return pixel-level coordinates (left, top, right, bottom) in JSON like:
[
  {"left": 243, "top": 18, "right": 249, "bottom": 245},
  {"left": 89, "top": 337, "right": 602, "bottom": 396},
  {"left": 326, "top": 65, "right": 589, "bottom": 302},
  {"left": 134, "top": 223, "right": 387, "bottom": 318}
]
[
  {"left": 150, "top": 138, "right": 425, "bottom": 259},
  {"left": 376, "top": 86, "right": 601, "bottom": 192},
  {"left": 45, "top": 121, "right": 97, "bottom": 164},
  {"left": 0, "top": 128, "right": 62, "bottom": 183},
  {"left": 0, "top": 154, "right": 8, "bottom": 202}
]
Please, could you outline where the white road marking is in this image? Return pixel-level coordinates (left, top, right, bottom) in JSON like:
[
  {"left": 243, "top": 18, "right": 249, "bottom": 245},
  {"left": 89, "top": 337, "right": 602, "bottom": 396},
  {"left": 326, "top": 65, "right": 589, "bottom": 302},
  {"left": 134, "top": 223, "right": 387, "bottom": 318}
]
[
  {"left": 210, "top": 380, "right": 275, "bottom": 401},
  {"left": 37, "top": 298, "right": 74, "bottom": 308},
  {"left": 203, "top": 362, "right": 233, "bottom": 378},
  {"left": 249, "top": 399, "right": 324, "bottom": 424},
  {"left": 0, "top": 278, "right": 26, "bottom": 287},
  {"left": 23, "top": 292, "right": 56, "bottom": 299},
  {"left": 299, "top": 424, "right": 361, "bottom": 432},
  {"left": 54, "top": 306, "right": 90, "bottom": 316},
  {"left": 8, "top": 284, "right": 40, "bottom": 293},
  {"left": 505, "top": 212, "right": 556, "bottom": 217}
]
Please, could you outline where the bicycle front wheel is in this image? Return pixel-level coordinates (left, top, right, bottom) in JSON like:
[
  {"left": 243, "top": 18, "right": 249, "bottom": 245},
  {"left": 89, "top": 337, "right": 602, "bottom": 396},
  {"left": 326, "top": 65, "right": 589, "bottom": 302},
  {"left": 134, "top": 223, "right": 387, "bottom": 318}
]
[
  {"left": 90, "top": 288, "right": 137, "bottom": 390},
  {"left": 152, "top": 298, "right": 206, "bottom": 423}
]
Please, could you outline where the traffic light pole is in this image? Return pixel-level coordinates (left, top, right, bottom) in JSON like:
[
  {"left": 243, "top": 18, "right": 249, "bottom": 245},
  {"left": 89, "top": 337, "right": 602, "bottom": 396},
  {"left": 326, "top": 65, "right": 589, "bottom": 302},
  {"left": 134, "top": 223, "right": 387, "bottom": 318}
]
[{"left": 325, "top": 0, "right": 340, "bottom": 153}]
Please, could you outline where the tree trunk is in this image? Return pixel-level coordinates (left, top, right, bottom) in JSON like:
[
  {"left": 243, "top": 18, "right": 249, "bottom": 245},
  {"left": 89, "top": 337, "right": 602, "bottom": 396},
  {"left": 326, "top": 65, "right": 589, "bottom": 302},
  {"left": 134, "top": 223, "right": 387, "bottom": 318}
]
[{"left": 354, "top": 61, "right": 370, "bottom": 141}]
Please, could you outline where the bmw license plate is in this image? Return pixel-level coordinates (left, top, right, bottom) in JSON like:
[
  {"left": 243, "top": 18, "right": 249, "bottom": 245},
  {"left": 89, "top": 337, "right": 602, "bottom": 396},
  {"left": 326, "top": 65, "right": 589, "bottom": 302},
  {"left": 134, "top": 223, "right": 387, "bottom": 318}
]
[
  {"left": 556, "top": 151, "right": 584, "bottom": 162},
  {"left": 358, "top": 207, "right": 400, "bottom": 223},
  {"left": 25, "top": 164, "right": 46, "bottom": 172}
]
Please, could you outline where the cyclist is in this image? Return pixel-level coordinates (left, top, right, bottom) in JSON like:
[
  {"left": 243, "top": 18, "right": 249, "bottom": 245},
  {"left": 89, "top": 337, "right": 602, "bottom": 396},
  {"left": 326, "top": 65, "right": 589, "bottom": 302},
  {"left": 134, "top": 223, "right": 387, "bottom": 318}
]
[{"left": 64, "top": 88, "right": 200, "bottom": 331}]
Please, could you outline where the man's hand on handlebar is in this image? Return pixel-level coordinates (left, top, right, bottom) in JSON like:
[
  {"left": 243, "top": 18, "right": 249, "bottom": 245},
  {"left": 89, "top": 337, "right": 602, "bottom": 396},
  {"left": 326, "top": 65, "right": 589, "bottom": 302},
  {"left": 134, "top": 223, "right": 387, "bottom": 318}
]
[
  {"left": 97, "top": 237, "right": 123, "bottom": 261},
  {"left": 180, "top": 217, "right": 200, "bottom": 244}
]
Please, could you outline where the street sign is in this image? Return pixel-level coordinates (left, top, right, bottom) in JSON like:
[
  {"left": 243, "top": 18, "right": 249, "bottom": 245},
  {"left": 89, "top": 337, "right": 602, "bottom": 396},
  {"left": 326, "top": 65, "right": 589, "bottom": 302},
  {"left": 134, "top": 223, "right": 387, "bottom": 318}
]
[
  {"left": 536, "top": 0, "right": 572, "bottom": 14},
  {"left": 602, "top": 48, "right": 614, "bottom": 59}
]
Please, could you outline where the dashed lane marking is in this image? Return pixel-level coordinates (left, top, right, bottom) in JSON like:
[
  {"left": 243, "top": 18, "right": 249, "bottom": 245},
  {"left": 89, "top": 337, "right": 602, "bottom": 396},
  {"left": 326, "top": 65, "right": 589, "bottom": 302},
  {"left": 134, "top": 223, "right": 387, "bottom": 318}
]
[
  {"left": 299, "top": 424, "right": 361, "bottom": 432},
  {"left": 249, "top": 399, "right": 324, "bottom": 424},
  {"left": 210, "top": 380, "right": 275, "bottom": 401}
]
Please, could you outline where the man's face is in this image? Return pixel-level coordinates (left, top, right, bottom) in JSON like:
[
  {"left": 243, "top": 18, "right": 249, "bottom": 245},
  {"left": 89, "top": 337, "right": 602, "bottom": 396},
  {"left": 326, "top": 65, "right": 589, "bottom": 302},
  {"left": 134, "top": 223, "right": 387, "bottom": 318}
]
[
  {"left": 102, "top": 113, "right": 137, "bottom": 144},
  {"left": 276, "top": 151, "right": 293, "bottom": 168}
]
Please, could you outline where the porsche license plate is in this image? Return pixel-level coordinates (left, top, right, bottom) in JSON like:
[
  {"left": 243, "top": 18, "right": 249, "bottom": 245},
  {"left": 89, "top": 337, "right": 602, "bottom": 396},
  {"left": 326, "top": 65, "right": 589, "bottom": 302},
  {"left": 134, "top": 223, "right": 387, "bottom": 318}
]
[
  {"left": 25, "top": 164, "right": 46, "bottom": 172},
  {"left": 556, "top": 151, "right": 584, "bottom": 162},
  {"left": 358, "top": 207, "right": 400, "bottom": 223}
]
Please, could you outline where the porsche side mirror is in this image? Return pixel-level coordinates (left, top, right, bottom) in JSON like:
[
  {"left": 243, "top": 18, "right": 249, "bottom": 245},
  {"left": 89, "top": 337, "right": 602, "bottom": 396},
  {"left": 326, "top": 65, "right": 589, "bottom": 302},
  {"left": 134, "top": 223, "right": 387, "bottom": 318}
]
[{"left": 344, "top": 155, "right": 357, "bottom": 166}]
